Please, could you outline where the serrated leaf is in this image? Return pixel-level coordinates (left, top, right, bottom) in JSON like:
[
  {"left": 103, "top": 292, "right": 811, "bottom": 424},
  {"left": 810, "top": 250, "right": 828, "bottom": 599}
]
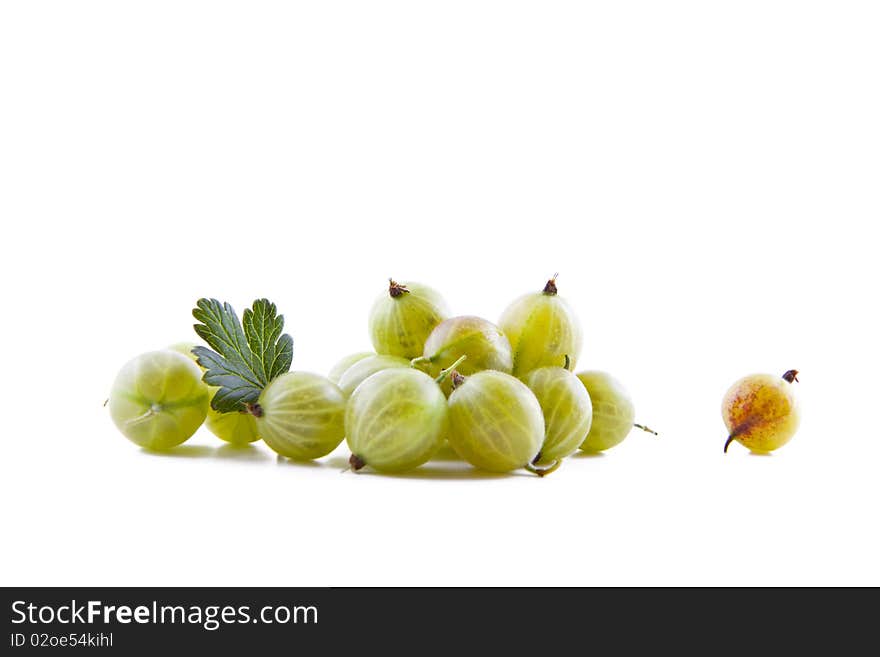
[
  {"left": 192, "top": 298, "right": 294, "bottom": 413},
  {"left": 243, "top": 299, "right": 293, "bottom": 383}
]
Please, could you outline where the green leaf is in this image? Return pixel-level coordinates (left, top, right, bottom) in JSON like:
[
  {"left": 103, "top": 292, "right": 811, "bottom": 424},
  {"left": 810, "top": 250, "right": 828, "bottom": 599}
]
[
  {"left": 243, "top": 299, "right": 293, "bottom": 382},
  {"left": 192, "top": 298, "right": 293, "bottom": 413}
]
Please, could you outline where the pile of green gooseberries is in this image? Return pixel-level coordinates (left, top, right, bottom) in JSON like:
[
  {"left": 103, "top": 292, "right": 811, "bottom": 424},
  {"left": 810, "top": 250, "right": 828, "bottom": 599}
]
[
  {"left": 344, "top": 277, "right": 658, "bottom": 474},
  {"left": 108, "top": 277, "right": 662, "bottom": 476}
]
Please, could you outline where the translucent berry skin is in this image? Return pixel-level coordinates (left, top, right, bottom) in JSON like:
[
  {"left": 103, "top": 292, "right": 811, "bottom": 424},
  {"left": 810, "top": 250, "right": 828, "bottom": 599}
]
[
  {"left": 499, "top": 289, "right": 583, "bottom": 377},
  {"left": 722, "top": 373, "right": 800, "bottom": 453},
  {"left": 576, "top": 371, "right": 634, "bottom": 453},
  {"left": 336, "top": 354, "right": 411, "bottom": 397},
  {"left": 524, "top": 366, "right": 593, "bottom": 463},
  {"left": 447, "top": 371, "right": 544, "bottom": 472},
  {"left": 167, "top": 342, "right": 213, "bottom": 392},
  {"left": 422, "top": 316, "right": 513, "bottom": 394},
  {"left": 368, "top": 281, "right": 450, "bottom": 359},
  {"left": 257, "top": 372, "right": 346, "bottom": 460},
  {"left": 205, "top": 410, "right": 260, "bottom": 445},
  {"left": 109, "top": 350, "right": 209, "bottom": 450},
  {"left": 328, "top": 352, "right": 373, "bottom": 384},
  {"left": 166, "top": 342, "right": 200, "bottom": 363},
  {"left": 166, "top": 342, "right": 259, "bottom": 444},
  {"left": 345, "top": 368, "right": 448, "bottom": 473}
]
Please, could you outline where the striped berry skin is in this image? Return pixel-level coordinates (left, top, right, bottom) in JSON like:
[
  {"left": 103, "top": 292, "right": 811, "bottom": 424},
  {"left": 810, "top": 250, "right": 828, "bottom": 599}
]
[
  {"left": 498, "top": 278, "right": 583, "bottom": 378},
  {"left": 420, "top": 316, "right": 513, "bottom": 395},
  {"left": 524, "top": 365, "right": 593, "bottom": 464},
  {"left": 336, "top": 354, "right": 411, "bottom": 398},
  {"left": 328, "top": 352, "right": 373, "bottom": 385},
  {"left": 447, "top": 371, "right": 544, "bottom": 473},
  {"left": 368, "top": 280, "right": 450, "bottom": 359},
  {"left": 576, "top": 371, "right": 635, "bottom": 453},
  {"left": 257, "top": 372, "right": 346, "bottom": 460},
  {"left": 345, "top": 368, "right": 448, "bottom": 473}
]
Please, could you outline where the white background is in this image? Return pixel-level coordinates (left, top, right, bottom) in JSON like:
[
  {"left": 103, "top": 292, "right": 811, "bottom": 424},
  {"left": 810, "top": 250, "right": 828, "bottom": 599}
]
[{"left": 2, "top": 1, "right": 878, "bottom": 586}]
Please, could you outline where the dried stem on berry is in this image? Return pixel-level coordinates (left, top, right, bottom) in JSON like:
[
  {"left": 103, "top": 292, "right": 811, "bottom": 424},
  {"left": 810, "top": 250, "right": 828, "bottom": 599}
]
[
  {"left": 388, "top": 279, "right": 410, "bottom": 298},
  {"left": 524, "top": 459, "right": 562, "bottom": 477}
]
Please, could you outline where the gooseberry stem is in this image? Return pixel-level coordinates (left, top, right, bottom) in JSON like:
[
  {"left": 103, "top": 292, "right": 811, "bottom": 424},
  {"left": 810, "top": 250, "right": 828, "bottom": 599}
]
[
  {"left": 388, "top": 279, "right": 409, "bottom": 298},
  {"left": 349, "top": 454, "right": 366, "bottom": 471},
  {"left": 633, "top": 423, "right": 658, "bottom": 435},
  {"left": 524, "top": 459, "right": 562, "bottom": 477},
  {"left": 245, "top": 402, "right": 264, "bottom": 418},
  {"left": 410, "top": 356, "right": 432, "bottom": 369},
  {"left": 723, "top": 435, "right": 736, "bottom": 453},
  {"left": 563, "top": 354, "right": 571, "bottom": 371},
  {"left": 543, "top": 273, "right": 559, "bottom": 296},
  {"left": 435, "top": 355, "right": 467, "bottom": 384},
  {"left": 782, "top": 370, "right": 799, "bottom": 383}
]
